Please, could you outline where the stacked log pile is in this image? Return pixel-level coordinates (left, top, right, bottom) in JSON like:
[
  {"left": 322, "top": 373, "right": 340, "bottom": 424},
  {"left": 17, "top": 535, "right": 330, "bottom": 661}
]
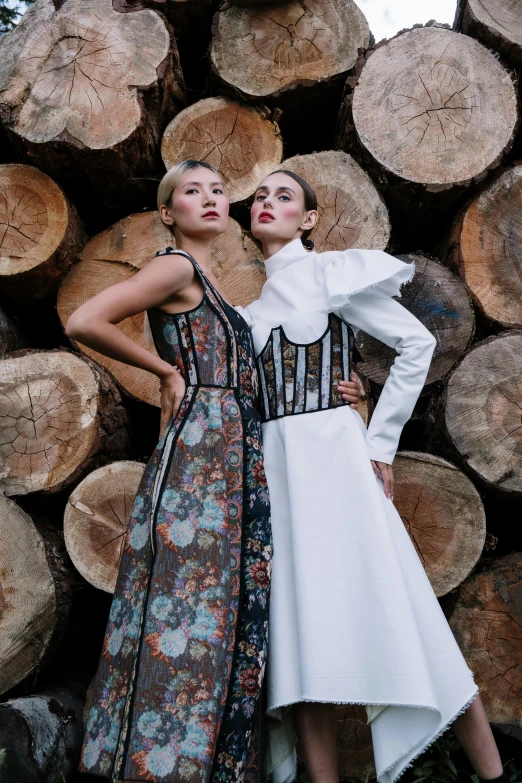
[{"left": 0, "top": 0, "right": 521, "bottom": 779}]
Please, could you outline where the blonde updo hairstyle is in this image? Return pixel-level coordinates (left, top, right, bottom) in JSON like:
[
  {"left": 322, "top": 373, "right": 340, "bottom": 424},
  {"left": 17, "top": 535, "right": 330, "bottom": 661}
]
[{"left": 157, "top": 159, "right": 221, "bottom": 233}]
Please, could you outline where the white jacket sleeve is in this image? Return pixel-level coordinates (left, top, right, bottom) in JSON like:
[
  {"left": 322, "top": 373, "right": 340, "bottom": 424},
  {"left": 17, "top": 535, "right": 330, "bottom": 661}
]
[{"left": 337, "top": 288, "right": 436, "bottom": 465}]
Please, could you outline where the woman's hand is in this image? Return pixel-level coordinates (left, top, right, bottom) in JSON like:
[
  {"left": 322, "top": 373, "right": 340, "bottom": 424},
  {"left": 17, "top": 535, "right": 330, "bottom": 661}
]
[
  {"left": 338, "top": 372, "right": 362, "bottom": 408},
  {"left": 371, "top": 461, "right": 394, "bottom": 501},
  {"left": 159, "top": 368, "right": 186, "bottom": 438}
]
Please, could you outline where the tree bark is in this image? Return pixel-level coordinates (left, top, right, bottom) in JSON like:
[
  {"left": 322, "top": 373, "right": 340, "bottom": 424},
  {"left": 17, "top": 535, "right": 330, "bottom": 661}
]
[
  {"left": 445, "top": 331, "right": 522, "bottom": 495},
  {"left": 161, "top": 97, "right": 283, "bottom": 203},
  {"left": 57, "top": 211, "right": 264, "bottom": 406},
  {"left": 0, "top": 0, "right": 185, "bottom": 228},
  {"left": 355, "top": 254, "right": 475, "bottom": 387},
  {"left": 393, "top": 451, "right": 486, "bottom": 596},
  {"left": 0, "top": 684, "right": 85, "bottom": 782},
  {"left": 211, "top": 0, "right": 370, "bottom": 155},
  {"left": 444, "top": 164, "right": 522, "bottom": 329},
  {"left": 0, "top": 349, "right": 131, "bottom": 496},
  {"left": 0, "top": 164, "right": 86, "bottom": 301},
  {"left": 450, "top": 553, "right": 522, "bottom": 741},
  {"left": 335, "top": 24, "right": 519, "bottom": 247},
  {"left": 454, "top": 0, "right": 522, "bottom": 73},
  {"left": 281, "top": 150, "right": 390, "bottom": 252},
  {"left": 0, "top": 303, "right": 25, "bottom": 357},
  {"left": 64, "top": 460, "right": 146, "bottom": 593}
]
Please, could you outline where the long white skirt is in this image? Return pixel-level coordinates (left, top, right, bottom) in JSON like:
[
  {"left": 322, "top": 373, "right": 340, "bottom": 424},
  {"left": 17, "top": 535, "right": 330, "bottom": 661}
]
[{"left": 262, "top": 405, "right": 478, "bottom": 783}]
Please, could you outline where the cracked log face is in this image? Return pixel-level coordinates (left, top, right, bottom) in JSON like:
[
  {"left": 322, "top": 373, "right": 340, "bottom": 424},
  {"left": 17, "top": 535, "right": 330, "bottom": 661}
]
[
  {"left": 336, "top": 705, "right": 374, "bottom": 781},
  {"left": 0, "top": 494, "right": 56, "bottom": 695},
  {"left": 57, "top": 212, "right": 264, "bottom": 406},
  {"left": 450, "top": 553, "right": 522, "bottom": 739},
  {"left": 350, "top": 26, "right": 518, "bottom": 187},
  {"left": 455, "top": 0, "right": 522, "bottom": 71},
  {"left": 211, "top": 0, "right": 370, "bottom": 99},
  {"left": 0, "top": 164, "right": 86, "bottom": 300},
  {"left": 355, "top": 255, "right": 474, "bottom": 386},
  {"left": 281, "top": 151, "right": 390, "bottom": 251},
  {"left": 448, "top": 165, "right": 522, "bottom": 329},
  {"left": 445, "top": 332, "right": 522, "bottom": 494},
  {"left": 0, "top": 350, "right": 130, "bottom": 496},
  {"left": 161, "top": 98, "right": 283, "bottom": 203},
  {"left": 64, "top": 461, "right": 145, "bottom": 593},
  {"left": 393, "top": 451, "right": 486, "bottom": 596}
]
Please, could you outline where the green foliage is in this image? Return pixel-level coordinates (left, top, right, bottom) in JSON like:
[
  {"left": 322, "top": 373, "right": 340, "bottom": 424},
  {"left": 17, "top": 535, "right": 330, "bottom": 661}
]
[
  {"left": 0, "top": 748, "right": 6, "bottom": 767},
  {"left": 0, "top": 1, "right": 35, "bottom": 35}
]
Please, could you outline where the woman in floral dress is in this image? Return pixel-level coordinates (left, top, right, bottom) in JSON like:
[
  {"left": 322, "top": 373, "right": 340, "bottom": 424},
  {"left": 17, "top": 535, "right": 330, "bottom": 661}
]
[{"left": 67, "top": 161, "right": 280, "bottom": 783}]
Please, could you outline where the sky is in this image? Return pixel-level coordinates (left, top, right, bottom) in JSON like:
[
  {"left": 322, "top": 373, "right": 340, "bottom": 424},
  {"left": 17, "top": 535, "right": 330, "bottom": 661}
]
[{"left": 354, "top": 0, "right": 458, "bottom": 41}]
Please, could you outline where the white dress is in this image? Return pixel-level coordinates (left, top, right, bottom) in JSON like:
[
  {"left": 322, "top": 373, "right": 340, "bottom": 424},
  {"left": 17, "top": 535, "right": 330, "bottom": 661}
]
[{"left": 237, "top": 239, "right": 478, "bottom": 783}]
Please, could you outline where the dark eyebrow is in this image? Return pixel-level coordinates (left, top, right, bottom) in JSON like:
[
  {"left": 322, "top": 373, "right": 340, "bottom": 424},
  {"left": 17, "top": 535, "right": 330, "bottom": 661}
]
[
  {"left": 184, "top": 181, "right": 224, "bottom": 187},
  {"left": 254, "top": 185, "right": 296, "bottom": 195}
]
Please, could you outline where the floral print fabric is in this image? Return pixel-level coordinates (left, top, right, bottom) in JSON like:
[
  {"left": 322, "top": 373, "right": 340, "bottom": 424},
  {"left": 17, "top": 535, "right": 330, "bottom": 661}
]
[{"left": 80, "top": 249, "right": 271, "bottom": 783}]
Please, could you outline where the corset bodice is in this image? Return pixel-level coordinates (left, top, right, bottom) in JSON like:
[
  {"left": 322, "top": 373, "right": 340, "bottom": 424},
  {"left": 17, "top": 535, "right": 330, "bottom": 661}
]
[{"left": 256, "top": 312, "right": 354, "bottom": 422}]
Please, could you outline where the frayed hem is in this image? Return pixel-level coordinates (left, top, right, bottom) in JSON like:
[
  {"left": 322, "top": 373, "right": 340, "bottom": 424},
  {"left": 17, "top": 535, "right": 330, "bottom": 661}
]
[
  {"left": 379, "top": 686, "right": 480, "bottom": 783},
  {"left": 267, "top": 696, "right": 439, "bottom": 718}
]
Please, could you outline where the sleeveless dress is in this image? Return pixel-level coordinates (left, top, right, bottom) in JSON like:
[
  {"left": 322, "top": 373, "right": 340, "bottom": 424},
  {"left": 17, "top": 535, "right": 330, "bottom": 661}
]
[{"left": 80, "top": 249, "right": 272, "bottom": 783}]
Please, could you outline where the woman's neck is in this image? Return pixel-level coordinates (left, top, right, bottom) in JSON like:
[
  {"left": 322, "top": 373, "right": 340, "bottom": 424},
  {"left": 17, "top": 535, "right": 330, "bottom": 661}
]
[
  {"left": 174, "top": 232, "right": 214, "bottom": 272},
  {"left": 261, "top": 235, "right": 301, "bottom": 261}
]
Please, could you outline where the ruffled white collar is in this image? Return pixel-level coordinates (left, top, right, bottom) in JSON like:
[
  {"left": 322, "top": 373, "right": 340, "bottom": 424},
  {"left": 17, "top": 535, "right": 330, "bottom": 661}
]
[{"left": 264, "top": 238, "right": 311, "bottom": 279}]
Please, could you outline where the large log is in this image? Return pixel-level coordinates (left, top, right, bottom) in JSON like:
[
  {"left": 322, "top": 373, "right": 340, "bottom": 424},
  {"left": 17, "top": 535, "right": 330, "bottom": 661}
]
[
  {"left": 454, "top": 0, "right": 522, "bottom": 72},
  {"left": 0, "top": 164, "right": 86, "bottom": 301},
  {"left": 0, "top": 0, "right": 185, "bottom": 225},
  {"left": 281, "top": 151, "right": 390, "bottom": 252},
  {"left": 445, "top": 331, "right": 522, "bottom": 495},
  {"left": 445, "top": 165, "right": 522, "bottom": 329},
  {"left": 393, "top": 452, "right": 486, "bottom": 596},
  {"left": 0, "top": 349, "right": 130, "bottom": 496},
  {"left": 57, "top": 211, "right": 264, "bottom": 406},
  {"left": 161, "top": 97, "right": 283, "bottom": 203},
  {"left": 0, "top": 495, "right": 56, "bottom": 695},
  {"left": 450, "top": 553, "right": 522, "bottom": 741},
  {"left": 355, "top": 254, "right": 475, "bottom": 387},
  {"left": 0, "top": 685, "right": 85, "bottom": 782},
  {"left": 211, "top": 0, "right": 370, "bottom": 154},
  {"left": 336, "top": 24, "right": 519, "bottom": 245},
  {"left": 64, "top": 460, "right": 145, "bottom": 593}
]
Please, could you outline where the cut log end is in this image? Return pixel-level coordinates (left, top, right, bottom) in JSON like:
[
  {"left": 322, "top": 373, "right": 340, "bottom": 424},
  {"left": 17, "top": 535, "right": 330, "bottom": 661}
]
[
  {"left": 455, "top": 0, "right": 522, "bottom": 71},
  {"left": 282, "top": 151, "right": 390, "bottom": 251},
  {"left": 349, "top": 26, "right": 518, "bottom": 187},
  {"left": 64, "top": 461, "right": 146, "bottom": 593},
  {"left": 161, "top": 97, "right": 283, "bottom": 203},
  {"left": 355, "top": 254, "right": 474, "bottom": 386},
  {"left": 445, "top": 331, "right": 522, "bottom": 495},
  {"left": 393, "top": 451, "right": 486, "bottom": 596}
]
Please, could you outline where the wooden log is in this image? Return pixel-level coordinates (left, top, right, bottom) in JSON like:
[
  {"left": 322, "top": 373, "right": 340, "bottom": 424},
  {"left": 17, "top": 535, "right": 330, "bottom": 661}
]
[
  {"left": 0, "top": 164, "right": 86, "bottom": 301},
  {"left": 445, "top": 164, "right": 522, "bottom": 329},
  {"left": 0, "top": 684, "right": 85, "bottom": 781},
  {"left": 0, "top": 349, "right": 130, "bottom": 496},
  {"left": 64, "top": 460, "right": 146, "bottom": 593},
  {"left": 355, "top": 254, "right": 475, "bottom": 387},
  {"left": 57, "top": 212, "right": 263, "bottom": 406},
  {"left": 0, "top": 304, "right": 25, "bottom": 357},
  {"left": 282, "top": 150, "right": 390, "bottom": 252},
  {"left": 454, "top": 0, "right": 522, "bottom": 72},
  {"left": 336, "top": 704, "right": 375, "bottom": 782},
  {"left": 393, "top": 452, "right": 486, "bottom": 596},
  {"left": 211, "top": 0, "right": 370, "bottom": 154},
  {"left": 161, "top": 97, "right": 283, "bottom": 203},
  {"left": 450, "top": 553, "right": 522, "bottom": 741},
  {"left": 336, "top": 24, "right": 519, "bottom": 245},
  {"left": 0, "top": 0, "right": 185, "bottom": 224},
  {"left": 0, "top": 495, "right": 56, "bottom": 695},
  {"left": 445, "top": 331, "right": 522, "bottom": 495}
]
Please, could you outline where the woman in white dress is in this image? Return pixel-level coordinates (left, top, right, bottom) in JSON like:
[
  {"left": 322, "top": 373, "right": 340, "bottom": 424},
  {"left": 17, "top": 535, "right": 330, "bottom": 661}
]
[{"left": 236, "top": 170, "right": 506, "bottom": 783}]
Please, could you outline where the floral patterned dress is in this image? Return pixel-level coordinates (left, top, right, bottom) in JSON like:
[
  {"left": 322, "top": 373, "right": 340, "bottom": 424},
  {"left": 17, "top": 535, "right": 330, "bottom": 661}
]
[{"left": 80, "top": 248, "right": 272, "bottom": 783}]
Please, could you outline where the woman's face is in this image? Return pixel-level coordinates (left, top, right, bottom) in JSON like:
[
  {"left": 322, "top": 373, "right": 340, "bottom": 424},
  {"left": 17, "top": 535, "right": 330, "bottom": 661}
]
[
  {"left": 250, "top": 172, "right": 316, "bottom": 244},
  {"left": 161, "top": 166, "right": 229, "bottom": 238}
]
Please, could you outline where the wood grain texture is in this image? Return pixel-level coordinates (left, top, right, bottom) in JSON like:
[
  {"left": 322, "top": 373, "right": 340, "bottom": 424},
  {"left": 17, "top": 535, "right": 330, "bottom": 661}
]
[
  {"left": 0, "top": 349, "right": 130, "bottom": 496},
  {"left": 446, "top": 165, "right": 522, "bottom": 328},
  {"left": 64, "top": 461, "right": 145, "bottom": 593},
  {"left": 445, "top": 331, "right": 522, "bottom": 494},
  {"left": 161, "top": 98, "right": 283, "bottom": 203},
  {"left": 282, "top": 150, "right": 390, "bottom": 251},
  {"left": 455, "top": 0, "right": 522, "bottom": 72},
  {"left": 450, "top": 553, "right": 522, "bottom": 740},
  {"left": 355, "top": 254, "right": 474, "bottom": 386},
  {"left": 393, "top": 451, "right": 486, "bottom": 596}
]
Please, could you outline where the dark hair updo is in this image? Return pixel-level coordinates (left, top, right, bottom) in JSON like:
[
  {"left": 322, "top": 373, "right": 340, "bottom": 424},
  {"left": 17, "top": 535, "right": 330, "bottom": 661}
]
[{"left": 272, "top": 169, "right": 317, "bottom": 250}]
